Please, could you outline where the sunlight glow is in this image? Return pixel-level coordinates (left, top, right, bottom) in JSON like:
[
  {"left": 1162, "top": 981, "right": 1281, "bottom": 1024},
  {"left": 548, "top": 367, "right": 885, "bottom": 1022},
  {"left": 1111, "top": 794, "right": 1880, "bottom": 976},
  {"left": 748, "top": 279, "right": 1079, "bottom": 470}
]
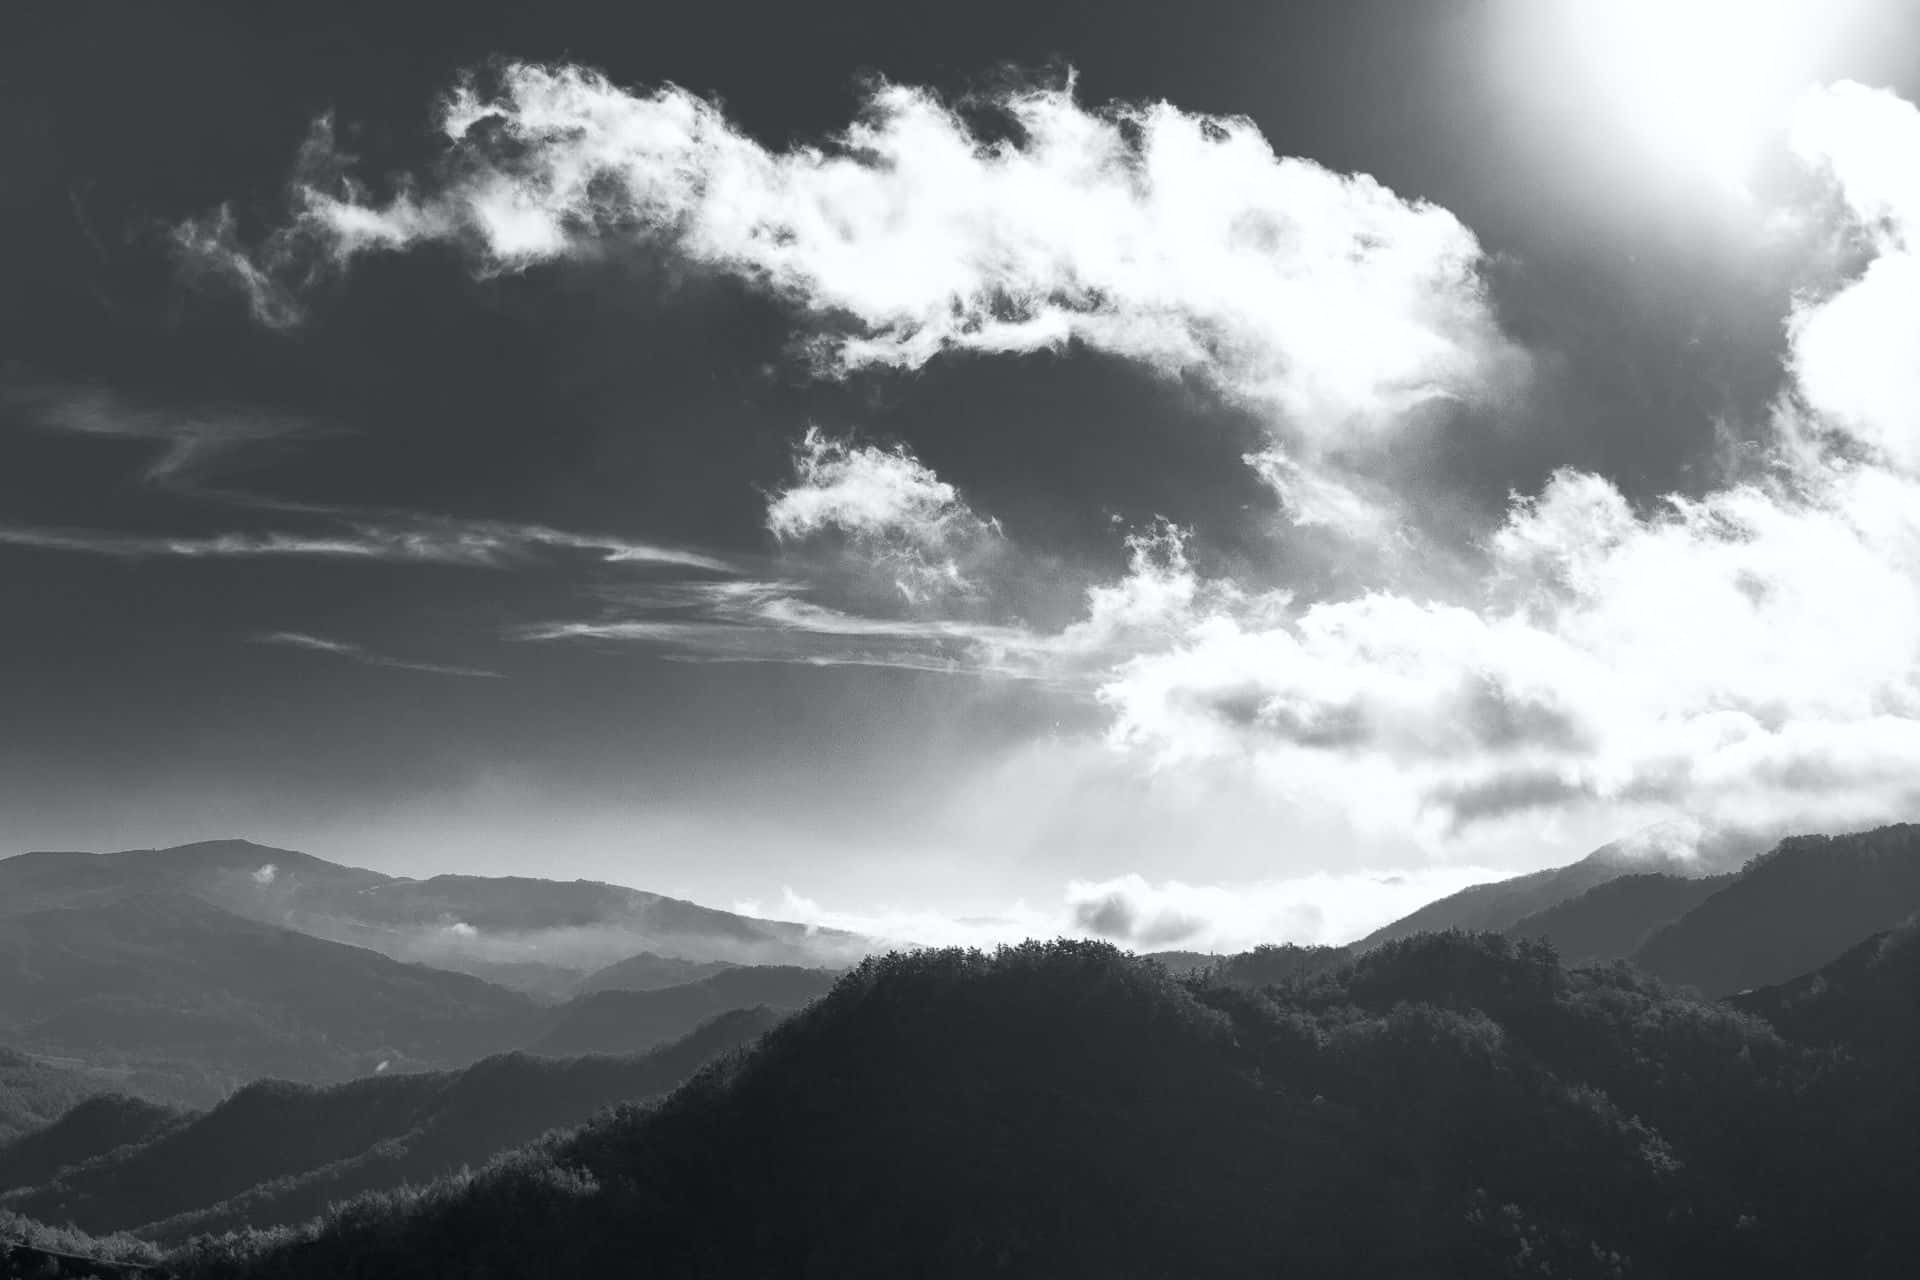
[{"left": 1562, "top": 0, "right": 1852, "bottom": 190}]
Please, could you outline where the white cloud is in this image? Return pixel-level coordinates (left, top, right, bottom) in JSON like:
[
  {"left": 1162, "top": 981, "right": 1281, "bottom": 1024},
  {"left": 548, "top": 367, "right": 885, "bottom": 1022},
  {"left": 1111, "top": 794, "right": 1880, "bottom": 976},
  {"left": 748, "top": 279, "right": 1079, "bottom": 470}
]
[
  {"left": 1787, "top": 82, "right": 1920, "bottom": 472},
  {"left": 181, "top": 63, "right": 1522, "bottom": 532},
  {"left": 766, "top": 428, "right": 1002, "bottom": 603},
  {"left": 737, "top": 864, "right": 1499, "bottom": 954}
]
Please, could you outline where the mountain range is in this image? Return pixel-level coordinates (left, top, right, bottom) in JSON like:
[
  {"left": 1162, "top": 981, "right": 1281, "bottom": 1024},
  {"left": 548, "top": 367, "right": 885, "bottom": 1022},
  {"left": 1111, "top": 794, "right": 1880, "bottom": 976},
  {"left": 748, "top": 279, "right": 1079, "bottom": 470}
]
[
  {"left": 8, "top": 823, "right": 1920, "bottom": 1275},
  {"left": 104, "top": 931, "right": 1920, "bottom": 1279}
]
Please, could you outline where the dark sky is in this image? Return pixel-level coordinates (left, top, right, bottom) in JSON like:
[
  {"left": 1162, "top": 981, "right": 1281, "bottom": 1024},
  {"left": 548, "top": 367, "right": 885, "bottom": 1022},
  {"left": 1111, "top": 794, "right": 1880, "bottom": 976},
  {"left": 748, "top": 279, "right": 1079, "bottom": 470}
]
[{"left": 5, "top": 0, "right": 1919, "bottom": 946}]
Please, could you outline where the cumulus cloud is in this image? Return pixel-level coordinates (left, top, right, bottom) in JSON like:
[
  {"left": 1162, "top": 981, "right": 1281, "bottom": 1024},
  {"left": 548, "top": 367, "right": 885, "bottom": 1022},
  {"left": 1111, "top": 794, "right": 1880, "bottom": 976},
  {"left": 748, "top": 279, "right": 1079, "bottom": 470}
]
[
  {"left": 1787, "top": 81, "right": 1920, "bottom": 471},
  {"left": 178, "top": 65, "right": 1920, "bottom": 862},
  {"left": 254, "top": 631, "right": 504, "bottom": 679},
  {"left": 766, "top": 428, "right": 1002, "bottom": 603},
  {"left": 180, "top": 63, "right": 1525, "bottom": 544}
]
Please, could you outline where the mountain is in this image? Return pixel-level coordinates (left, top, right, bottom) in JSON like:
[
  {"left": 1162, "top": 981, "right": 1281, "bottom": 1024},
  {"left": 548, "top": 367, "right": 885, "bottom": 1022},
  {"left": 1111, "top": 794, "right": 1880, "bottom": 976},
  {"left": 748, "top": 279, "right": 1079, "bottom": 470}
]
[
  {"left": 0, "top": 1096, "right": 184, "bottom": 1195},
  {"left": 1730, "top": 913, "right": 1920, "bottom": 1060},
  {"left": 145, "top": 936, "right": 1920, "bottom": 1280},
  {"left": 1504, "top": 873, "right": 1733, "bottom": 963},
  {"left": 1357, "top": 822, "right": 1782, "bottom": 951},
  {"left": 0, "top": 890, "right": 540, "bottom": 1094},
  {"left": 0, "top": 841, "right": 870, "bottom": 996},
  {"left": 1631, "top": 825, "right": 1920, "bottom": 996},
  {"left": 1356, "top": 859, "right": 1626, "bottom": 948},
  {"left": 2, "top": 1009, "right": 777, "bottom": 1243},
  {"left": 529, "top": 966, "right": 839, "bottom": 1057},
  {"left": 571, "top": 951, "right": 736, "bottom": 996}
]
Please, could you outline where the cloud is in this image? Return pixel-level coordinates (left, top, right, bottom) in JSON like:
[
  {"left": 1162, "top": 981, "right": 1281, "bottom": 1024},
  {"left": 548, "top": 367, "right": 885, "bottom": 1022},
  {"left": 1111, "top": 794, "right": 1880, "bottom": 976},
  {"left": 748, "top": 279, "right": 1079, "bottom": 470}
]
[
  {"left": 1786, "top": 82, "right": 1920, "bottom": 472},
  {"left": 181, "top": 64, "right": 1525, "bottom": 544},
  {"left": 766, "top": 428, "right": 1003, "bottom": 603},
  {"left": 739, "top": 864, "right": 1500, "bottom": 953},
  {"left": 0, "top": 516, "right": 730, "bottom": 571},
  {"left": 5, "top": 381, "right": 324, "bottom": 493},
  {"left": 177, "top": 65, "right": 1920, "bottom": 861},
  {"left": 253, "top": 631, "right": 504, "bottom": 678}
]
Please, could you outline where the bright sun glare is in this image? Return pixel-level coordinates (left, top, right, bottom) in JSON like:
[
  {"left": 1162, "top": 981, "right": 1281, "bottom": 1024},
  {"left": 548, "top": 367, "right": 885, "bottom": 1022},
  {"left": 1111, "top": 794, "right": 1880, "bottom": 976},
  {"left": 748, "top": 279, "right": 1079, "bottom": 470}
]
[{"left": 1561, "top": 0, "right": 1853, "bottom": 189}]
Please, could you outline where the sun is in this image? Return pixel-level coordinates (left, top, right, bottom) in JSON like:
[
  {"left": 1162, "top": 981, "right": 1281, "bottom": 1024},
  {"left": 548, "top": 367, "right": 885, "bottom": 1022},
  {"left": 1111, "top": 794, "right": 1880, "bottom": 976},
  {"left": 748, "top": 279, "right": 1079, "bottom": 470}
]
[{"left": 1552, "top": 0, "right": 1863, "bottom": 191}]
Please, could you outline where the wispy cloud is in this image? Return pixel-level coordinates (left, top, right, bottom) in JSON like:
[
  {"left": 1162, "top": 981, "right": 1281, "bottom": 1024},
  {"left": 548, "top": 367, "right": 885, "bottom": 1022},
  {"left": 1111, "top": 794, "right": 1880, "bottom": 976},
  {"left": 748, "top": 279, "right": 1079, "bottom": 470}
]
[
  {"left": 5, "top": 381, "right": 327, "bottom": 495},
  {"left": 253, "top": 631, "right": 503, "bottom": 678},
  {"left": 0, "top": 515, "right": 732, "bottom": 571}
]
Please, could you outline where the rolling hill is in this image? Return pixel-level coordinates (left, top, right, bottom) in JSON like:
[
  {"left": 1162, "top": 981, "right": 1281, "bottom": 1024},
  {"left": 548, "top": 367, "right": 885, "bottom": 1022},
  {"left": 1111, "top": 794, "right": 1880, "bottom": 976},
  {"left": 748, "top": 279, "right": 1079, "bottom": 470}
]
[
  {"left": 0, "top": 841, "right": 871, "bottom": 997},
  {"left": 1, "top": 1009, "right": 778, "bottom": 1242},
  {"left": 0, "top": 1096, "right": 184, "bottom": 1196},
  {"left": 1631, "top": 825, "right": 1920, "bottom": 996},
  {"left": 529, "top": 966, "right": 839, "bottom": 1057},
  {"left": 1504, "top": 873, "right": 1733, "bottom": 963},
  {"left": 0, "top": 891, "right": 541, "bottom": 1094},
  {"left": 144, "top": 936, "right": 1920, "bottom": 1280}
]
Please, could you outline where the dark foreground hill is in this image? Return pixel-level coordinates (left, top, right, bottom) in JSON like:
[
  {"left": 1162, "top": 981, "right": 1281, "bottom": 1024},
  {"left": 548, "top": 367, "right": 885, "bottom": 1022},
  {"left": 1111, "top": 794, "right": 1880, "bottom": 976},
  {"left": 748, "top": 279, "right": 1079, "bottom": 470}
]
[
  {"left": 2, "top": 1010, "right": 777, "bottom": 1245},
  {"left": 138, "top": 936, "right": 1917, "bottom": 1280}
]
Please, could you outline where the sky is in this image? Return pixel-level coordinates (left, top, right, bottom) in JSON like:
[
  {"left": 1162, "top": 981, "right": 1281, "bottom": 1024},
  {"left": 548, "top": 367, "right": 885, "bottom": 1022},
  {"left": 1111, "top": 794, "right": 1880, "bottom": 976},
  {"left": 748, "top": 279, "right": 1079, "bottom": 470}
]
[{"left": 7, "top": 0, "right": 1920, "bottom": 950}]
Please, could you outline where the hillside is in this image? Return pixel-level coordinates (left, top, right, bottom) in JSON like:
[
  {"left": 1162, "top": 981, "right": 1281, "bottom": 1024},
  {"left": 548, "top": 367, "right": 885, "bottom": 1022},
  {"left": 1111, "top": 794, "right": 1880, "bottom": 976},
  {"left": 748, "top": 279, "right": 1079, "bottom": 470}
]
[
  {"left": 1357, "top": 859, "right": 1626, "bottom": 947},
  {"left": 0, "top": 1096, "right": 184, "bottom": 1195},
  {"left": 2, "top": 1009, "right": 777, "bottom": 1243},
  {"left": 147, "top": 936, "right": 1920, "bottom": 1280},
  {"left": 571, "top": 951, "right": 736, "bottom": 996},
  {"left": 0, "top": 891, "right": 540, "bottom": 1093},
  {"left": 529, "top": 966, "right": 838, "bottom": 1057},
  {"left": 1632, "top": 825, "right": 1920, "bottom": 996},
  {"left": 1505, "top": 873, "right": 1732, "bottom": 963},
  {"left": 1731, "top": 913, "right": 1920, "bottom": 1061}
]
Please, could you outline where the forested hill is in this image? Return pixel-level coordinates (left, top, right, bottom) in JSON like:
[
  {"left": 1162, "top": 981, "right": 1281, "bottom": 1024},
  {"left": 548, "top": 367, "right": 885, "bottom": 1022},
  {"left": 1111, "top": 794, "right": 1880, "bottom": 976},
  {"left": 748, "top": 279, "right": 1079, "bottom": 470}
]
[{"left": 157, "top": 936, "right": 1918, "bottom": 1279}]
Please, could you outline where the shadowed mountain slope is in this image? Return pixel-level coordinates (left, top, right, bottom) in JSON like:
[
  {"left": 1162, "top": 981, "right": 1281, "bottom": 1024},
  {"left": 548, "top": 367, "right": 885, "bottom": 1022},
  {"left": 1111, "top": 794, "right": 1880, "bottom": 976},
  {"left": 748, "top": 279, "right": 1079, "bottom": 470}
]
[
  {"left": 1631, "top": 825, "right": 1920, "bottom": 996},
  {"left": 3, "top": 1009, "right": 778, "bottom": 1243},
  {"left": 149, "top": 935, "right": 1920, "bottom": 1280},
  {"left": 1505, "top": 873, "right": 1733, "bottom": 963},
  {"left": 0, "top": 1096, "right": 185, "bottom": 1195},
  {"left": 0, "top": 891, "right": 540, "bottom": 1093},
  {"left": 529, "top": 966, "right": 838, "bottom": 1057}
]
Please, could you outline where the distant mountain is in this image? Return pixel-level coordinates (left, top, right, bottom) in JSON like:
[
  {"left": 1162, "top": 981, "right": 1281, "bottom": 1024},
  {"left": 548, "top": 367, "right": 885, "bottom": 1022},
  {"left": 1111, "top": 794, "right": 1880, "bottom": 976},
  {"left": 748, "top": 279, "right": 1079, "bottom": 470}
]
[
  {"left": 0, "top": 891, "right": 540, "bottom": 1092},
  {"left": 1504, "top": 873, "right": 1733, "bottom": 963},
  {"left": 147, "top": 937, "right": 1920, "bottom": 1280},
  {"left": 1631, "top": 825, "right": 1920, "bottom": 996},
  {"left": 0, "top": 841, "right": 871, "bottom": 996},
  {"left": 530, "top": 966, "right": 839, "bottom": 1057},
  {"left": 1, "top": 1009, "right": 777, "bottom": 1243},
  {"left": 572, "top": 951, "right": 737, "bottom": 996},
  {"left": 1357, "top": 859, "right": 1625, "bottom": 948},
  {"left": 1357, "top": 822, "right": 1775, "bottom": 950},
  {"left": 0, "top": 1096, "right": 184, "bottom": 1195}
]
